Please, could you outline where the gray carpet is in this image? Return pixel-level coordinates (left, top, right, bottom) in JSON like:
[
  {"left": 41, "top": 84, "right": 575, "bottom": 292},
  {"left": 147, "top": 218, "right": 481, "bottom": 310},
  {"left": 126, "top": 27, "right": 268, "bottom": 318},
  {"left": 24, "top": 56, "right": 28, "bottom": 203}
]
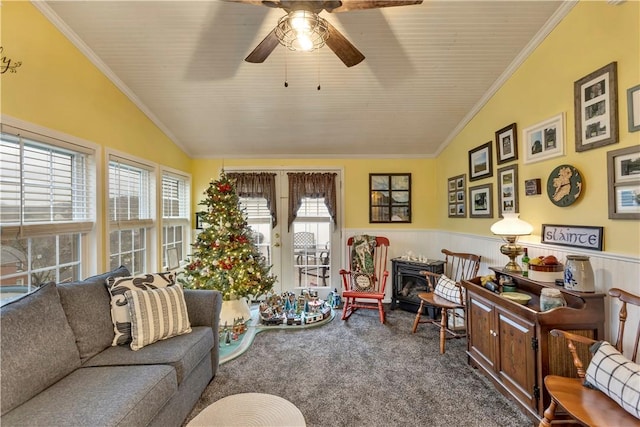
[{"left": 186, "top": 307, "right": 533, "bottom": 427}]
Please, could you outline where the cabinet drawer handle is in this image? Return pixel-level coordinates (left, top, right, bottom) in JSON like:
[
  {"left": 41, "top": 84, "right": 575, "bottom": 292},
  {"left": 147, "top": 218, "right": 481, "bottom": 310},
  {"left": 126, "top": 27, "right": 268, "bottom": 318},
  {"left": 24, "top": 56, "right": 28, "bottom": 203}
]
[{"left": 489, "top": 329, "right": 497, "bottom": 337}]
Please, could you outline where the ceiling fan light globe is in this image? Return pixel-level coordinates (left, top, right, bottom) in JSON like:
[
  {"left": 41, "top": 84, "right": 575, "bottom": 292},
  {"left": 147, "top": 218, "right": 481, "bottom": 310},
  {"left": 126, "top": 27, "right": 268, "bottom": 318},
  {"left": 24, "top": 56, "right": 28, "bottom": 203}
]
[{"left": 295, "top": 34, "right": 314, "bottom": 51}]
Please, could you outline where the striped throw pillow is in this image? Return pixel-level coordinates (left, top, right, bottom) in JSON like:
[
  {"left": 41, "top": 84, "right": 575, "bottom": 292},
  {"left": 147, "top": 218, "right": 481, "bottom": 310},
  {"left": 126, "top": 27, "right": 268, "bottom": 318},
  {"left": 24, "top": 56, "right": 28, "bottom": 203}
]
[{"left": 125, "top": 285, "right": 192, "bottom": 351}]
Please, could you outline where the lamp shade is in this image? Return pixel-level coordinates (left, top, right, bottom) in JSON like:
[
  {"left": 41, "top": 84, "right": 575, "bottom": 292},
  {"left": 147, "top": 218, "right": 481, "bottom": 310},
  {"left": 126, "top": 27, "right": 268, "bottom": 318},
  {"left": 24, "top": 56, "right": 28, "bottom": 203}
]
[{"left": 490, "top": 213, "right": 533, "bottom": 236}]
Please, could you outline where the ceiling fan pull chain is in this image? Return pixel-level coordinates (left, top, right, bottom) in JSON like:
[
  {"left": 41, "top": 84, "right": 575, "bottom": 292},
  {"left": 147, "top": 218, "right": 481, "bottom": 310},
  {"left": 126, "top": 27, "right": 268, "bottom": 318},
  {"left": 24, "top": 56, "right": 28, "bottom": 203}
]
[
  {"left": 284, "top": 50, "right": 288, "bottom": 88},
  {"left": 317, "top": 48, "right": 321, "bottom": 91}
]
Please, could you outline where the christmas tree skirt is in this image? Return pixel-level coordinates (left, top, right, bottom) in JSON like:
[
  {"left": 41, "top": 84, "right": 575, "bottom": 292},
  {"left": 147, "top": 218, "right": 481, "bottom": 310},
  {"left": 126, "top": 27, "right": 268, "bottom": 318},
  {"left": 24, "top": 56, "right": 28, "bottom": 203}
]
[{"left": 219, "top": 305, "right": 336, "bottom": 365}]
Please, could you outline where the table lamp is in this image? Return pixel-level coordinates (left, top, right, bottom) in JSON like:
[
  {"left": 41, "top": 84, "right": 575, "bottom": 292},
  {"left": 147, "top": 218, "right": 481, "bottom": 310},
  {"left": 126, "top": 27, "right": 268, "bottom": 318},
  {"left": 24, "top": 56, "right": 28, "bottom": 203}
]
[{"left": 490, "top": 213, "right": 533, "bottom": 273}]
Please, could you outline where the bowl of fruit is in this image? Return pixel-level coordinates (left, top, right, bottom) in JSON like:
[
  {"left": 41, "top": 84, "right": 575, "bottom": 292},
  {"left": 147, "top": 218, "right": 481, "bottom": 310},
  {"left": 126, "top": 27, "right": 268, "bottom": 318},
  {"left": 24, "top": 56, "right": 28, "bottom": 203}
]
[{"left": 529, "top": 255, "right": 564, "bottom": 282}]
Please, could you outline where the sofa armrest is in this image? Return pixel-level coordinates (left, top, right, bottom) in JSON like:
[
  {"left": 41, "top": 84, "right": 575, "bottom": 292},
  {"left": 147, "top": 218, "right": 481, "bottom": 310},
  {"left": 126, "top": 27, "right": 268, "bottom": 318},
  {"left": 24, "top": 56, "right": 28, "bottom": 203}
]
[
  {"left": 183, "top": 289, "right": 222, "bottom": 330},
  {"left": 183, "top": 289, "right": 222, "bottom": 373}
]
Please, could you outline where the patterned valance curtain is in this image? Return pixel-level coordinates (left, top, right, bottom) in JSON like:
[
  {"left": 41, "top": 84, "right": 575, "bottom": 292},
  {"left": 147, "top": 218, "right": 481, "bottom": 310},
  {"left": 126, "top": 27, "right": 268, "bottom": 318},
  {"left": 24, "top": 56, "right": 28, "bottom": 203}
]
[
  {"left": 227, "top": 172, "right": 277, "bottom": 228},
  {"left": 287, "top": 172, "right": 338, "bottom": 231}
]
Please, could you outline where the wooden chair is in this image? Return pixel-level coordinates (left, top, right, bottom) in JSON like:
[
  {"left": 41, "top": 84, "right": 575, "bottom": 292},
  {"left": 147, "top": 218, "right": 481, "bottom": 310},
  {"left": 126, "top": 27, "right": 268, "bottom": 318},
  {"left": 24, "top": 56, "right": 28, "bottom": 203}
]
[
  {"left": 539, "top": 288, "right": 640, "bottom": 427},
  {"left": 411, "top": 249, "right": 481, "bottom": 354},
  {"left": 339, "top": 236, "right": 390, "bottom": 323}
]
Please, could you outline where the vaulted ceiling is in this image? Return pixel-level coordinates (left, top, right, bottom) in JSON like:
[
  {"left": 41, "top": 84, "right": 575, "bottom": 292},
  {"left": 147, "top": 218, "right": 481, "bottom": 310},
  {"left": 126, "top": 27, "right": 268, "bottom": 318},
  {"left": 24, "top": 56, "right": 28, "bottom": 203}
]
[{"left": 39, "top": 1, "right": 570, "bottom": 158}]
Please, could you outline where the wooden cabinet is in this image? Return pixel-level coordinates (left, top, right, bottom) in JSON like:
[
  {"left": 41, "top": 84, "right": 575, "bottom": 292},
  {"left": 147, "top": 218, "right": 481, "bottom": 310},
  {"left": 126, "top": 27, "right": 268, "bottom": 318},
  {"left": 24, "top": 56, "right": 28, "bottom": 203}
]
[{"left": 462, "top": 268, "right": 605, "bottom": 423}]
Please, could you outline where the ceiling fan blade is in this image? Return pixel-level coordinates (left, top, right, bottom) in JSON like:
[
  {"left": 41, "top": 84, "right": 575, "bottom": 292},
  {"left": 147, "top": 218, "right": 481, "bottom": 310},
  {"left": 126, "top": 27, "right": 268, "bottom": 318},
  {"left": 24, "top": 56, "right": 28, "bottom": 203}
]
[
  {"left": 330, "top": 0, "right": 422, "bottom": 13},
  {"left": 325, "top": 21, "right": 364, "bottom": 67},
  {"left": 245, "top": 28, "right": 280, "bottom": 63}
]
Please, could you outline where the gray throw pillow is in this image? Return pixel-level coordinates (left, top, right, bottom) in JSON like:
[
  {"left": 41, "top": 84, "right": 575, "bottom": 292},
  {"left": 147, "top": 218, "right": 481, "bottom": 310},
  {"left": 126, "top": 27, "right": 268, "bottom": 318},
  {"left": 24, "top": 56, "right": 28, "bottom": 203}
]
[{"left": 58, "top": 265, "right": 131, "bottom": 362}]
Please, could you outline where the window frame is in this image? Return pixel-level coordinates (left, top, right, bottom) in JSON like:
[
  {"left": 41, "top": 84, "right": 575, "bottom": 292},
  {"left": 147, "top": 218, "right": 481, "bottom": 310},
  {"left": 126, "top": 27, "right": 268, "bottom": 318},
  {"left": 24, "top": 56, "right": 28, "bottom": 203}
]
[
  {"left": 160, "top": 168, "right": 191, "bottom": 269},
  {"left": 106, "top": 151, "right": 157, "bottom": 274}
]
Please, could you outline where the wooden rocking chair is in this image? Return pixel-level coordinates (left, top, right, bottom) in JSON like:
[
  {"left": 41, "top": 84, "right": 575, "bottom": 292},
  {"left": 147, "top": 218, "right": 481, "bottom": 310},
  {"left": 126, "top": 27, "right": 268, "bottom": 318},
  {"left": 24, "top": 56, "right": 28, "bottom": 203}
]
[
  {"left": 339, "top": 236, "right": 390, "bottom": 323},
  {"left": 539, "top": 288, "right": 640, "bottom": 427}
]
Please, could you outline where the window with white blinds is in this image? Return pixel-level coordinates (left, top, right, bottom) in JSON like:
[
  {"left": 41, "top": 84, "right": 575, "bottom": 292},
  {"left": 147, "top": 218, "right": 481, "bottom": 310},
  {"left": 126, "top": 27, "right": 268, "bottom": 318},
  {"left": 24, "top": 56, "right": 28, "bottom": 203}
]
[
  {"left": 108, "top": 155, "right": 155, "bottom": 274},
  {"left": 161, "top": 171, "right": 190, "bottom": 268},
  {"left": 1, "top": 127, "right": 95, "bottom": 302},
  {"left": 240, "top": 197, "right": 272, "bottom": 224},
  {"left": 0, "top": 131, "right": 94, "bottom": 232}
]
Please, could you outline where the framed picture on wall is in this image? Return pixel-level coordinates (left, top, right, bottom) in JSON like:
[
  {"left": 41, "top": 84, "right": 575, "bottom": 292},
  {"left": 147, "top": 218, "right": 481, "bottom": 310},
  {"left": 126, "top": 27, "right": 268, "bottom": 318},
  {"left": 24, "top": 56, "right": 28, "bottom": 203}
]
[
  {"left": 447, "top": 174, "right": 466, "bottom": 218},
  {"left": 369, "top": 173, "right": 411, "bottom": 223},
  {"left": 574, "top": 62, "right": 619, "bottom": 152},
  {"left": 628, "top": 84, "right": 640, "bottom": 132},
  {"left": 495, "top": 123, "right": 518, "bottom": 164},
  {"left": 523, "top": 113, "right": 565, "bottom": 164},
  {"left": 607, "top": 145, "right": 640, "bottom": 219},
  {"left": 468, "top": 142, "right": 493, "bottom": 181},
  {"left": 469, "top": 184, "right": 493, "bottom": 219},
  {"left": 497, "top": 165, "right": 518, "bottom": 217}
]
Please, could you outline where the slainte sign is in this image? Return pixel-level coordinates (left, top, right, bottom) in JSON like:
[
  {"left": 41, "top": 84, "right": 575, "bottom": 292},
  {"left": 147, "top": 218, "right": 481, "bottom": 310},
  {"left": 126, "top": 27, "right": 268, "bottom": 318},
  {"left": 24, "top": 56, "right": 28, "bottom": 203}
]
[{"left": 541, "top": 224, "right": 603, "bottom": 251}]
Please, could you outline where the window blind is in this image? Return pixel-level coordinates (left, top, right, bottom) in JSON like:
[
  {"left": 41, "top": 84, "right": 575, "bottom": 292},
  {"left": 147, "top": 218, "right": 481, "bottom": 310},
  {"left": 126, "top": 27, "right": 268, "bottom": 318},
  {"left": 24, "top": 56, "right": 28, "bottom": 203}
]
[
  {"left": 162, "top": 171, "right": 189, "bottom": 219},
  {"left": 108, "top": 157, "right": 154, "bottom": 228},
  {"left": 0, "top": 131, "right": 94, "bottom": 237}
]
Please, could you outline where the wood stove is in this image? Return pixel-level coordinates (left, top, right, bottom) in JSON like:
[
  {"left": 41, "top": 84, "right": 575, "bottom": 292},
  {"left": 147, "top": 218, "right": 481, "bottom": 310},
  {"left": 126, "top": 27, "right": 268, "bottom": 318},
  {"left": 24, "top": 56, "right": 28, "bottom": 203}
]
[{"left": 390, "top": 258, "right": 445, "bottom": 313}]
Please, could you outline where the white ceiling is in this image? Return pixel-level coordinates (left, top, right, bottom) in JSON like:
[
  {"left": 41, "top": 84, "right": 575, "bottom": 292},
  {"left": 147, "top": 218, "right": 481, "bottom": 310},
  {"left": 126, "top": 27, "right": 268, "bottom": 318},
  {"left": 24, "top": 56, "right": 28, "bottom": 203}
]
[{"left": 39, "top": 1, "right": 572, "bottom": 158}]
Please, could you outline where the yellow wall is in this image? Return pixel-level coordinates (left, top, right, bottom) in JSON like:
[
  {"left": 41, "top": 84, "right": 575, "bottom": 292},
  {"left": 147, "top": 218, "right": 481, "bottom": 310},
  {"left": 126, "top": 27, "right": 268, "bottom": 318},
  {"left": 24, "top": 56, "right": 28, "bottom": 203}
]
[
  {"left": 437, "top": 1, "right": 639, "bottom": 256},
  {"left": 191, "top": 158, "right": 436, "bottom": 229},
  {"left": 1, "top": 2, "right": 192, "bottom": 270},
  {"left": 1, "top": 2, "right": 190, "bottom": 170}
]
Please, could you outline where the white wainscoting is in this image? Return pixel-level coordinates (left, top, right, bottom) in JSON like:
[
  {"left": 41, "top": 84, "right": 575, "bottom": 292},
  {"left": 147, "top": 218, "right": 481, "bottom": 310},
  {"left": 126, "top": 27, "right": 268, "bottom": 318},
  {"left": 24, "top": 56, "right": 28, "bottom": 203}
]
[{"left": 345, "top": 228, "right": 640, "bottom": 354}]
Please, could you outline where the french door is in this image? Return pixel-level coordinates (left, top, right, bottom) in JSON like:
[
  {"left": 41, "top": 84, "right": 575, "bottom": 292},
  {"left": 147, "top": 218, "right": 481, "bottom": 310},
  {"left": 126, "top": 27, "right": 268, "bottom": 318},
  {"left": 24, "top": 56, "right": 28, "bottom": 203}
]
[{"left": 232, "top": 169, "right": 341, "bottom": 297}]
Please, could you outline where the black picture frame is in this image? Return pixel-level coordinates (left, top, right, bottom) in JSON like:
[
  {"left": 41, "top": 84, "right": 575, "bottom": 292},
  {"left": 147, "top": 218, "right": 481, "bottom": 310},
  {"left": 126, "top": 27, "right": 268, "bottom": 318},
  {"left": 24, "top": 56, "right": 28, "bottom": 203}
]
[
  {"left": 607, "top": 145, "right": 640, "bottom": 220},
  {"left": 628, "top": 84, "right": 640, "bottom": 132},
  {"left": 541, "top": 224, "right": 604, "bottom": 251},
  {"left": 447, "top": 174, "right": 466, "bottom": 218},
  {"left": 468, "top": 142, "right": 493, "bottom": 181},
  {"left": 497, "top": 164, "right": 518, "bottom": 217},
  {"left": 195, "top": 211, "right": 206, "bottom": 229},
  {"left": 369, "top": 173, "right": 411, "bottom": 223},
  {"left": 574, "top": 61, "right": 619, "bottom": 152},
  {"left": 495, "top": 123, "right": 518, "bottom": 164},
  {"left": 469, "top": 183, "right": 493, "bottom": 219}
]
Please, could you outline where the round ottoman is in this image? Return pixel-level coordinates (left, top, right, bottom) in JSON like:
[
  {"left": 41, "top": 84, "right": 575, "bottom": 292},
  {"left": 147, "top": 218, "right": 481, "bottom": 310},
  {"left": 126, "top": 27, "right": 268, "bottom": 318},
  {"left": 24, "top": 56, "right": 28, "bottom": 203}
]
[{"left": 187, "top": 393, "right": 306, "bottom": 426}]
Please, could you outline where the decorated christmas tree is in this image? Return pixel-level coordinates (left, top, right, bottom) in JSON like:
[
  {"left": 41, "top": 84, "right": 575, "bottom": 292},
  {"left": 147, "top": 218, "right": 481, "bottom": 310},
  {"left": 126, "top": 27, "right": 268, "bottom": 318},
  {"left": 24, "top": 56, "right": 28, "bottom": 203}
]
[{"left": 181, "top": 172, "right": 276, "bottom": 301}]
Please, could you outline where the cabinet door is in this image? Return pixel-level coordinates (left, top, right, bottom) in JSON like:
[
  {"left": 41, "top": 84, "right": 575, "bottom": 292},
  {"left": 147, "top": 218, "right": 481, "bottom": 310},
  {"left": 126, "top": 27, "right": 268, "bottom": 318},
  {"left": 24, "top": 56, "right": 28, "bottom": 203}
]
[
  {"left": 467, "top": 294, "right": 496, "bottom": 371},
  {"left": 495, "top": 306, "right": 537, "bottom": 409}
]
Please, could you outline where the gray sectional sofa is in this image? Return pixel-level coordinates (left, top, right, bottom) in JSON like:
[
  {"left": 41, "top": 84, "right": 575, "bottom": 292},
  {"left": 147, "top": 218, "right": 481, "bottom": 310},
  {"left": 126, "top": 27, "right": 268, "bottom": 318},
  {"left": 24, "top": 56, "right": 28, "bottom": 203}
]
[{"left": 0, "top": 266, "right": 222, "bottom": 427}]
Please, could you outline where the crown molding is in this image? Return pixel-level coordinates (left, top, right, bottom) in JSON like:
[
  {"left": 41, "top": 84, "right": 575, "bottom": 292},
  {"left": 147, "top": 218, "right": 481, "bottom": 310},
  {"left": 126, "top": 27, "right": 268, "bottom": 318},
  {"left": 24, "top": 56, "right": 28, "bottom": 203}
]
[{"left": 30, "top": 1, "right": 191, "bottom": 156}]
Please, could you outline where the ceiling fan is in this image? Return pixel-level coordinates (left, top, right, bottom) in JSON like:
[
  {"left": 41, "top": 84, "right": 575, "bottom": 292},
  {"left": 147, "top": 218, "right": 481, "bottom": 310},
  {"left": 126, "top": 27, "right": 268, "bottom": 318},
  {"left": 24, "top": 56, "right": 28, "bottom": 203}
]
[{"left": 227, "top": 0, "right": 423, "bottom": 67}]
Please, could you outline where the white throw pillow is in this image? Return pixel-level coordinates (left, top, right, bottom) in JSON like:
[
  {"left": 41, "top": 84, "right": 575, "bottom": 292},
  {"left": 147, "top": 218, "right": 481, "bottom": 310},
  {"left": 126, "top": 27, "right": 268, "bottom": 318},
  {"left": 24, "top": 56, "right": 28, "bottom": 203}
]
[
  {"left": 584, "top": 341, "right": 640, "bottom": 419},
  {"left": 125, "top": 285, "right": 192, "bottom": 351},
  {"left": 434, "top": 274, "right": 464, "bottom": 305},
  {"left": 107, "top": 272, "right": 176, "bottom": 346}
]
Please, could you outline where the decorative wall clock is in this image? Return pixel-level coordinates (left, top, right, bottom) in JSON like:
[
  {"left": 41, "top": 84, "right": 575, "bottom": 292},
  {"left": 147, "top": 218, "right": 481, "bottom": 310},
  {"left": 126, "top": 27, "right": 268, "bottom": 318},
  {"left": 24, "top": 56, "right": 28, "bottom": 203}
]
[{"left": 546, "top": 164, "right": 583, "bottom": 207}]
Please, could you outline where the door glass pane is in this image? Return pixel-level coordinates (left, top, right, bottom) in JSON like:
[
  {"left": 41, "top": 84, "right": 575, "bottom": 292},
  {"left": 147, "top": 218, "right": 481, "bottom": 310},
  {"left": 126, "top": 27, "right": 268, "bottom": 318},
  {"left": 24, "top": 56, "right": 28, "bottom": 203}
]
[
  {"left": 239, "top": 197, "right": 272, "bottom": 266},
  {"left": 293, "top": 198, "right": 331, "bottom": 288}
]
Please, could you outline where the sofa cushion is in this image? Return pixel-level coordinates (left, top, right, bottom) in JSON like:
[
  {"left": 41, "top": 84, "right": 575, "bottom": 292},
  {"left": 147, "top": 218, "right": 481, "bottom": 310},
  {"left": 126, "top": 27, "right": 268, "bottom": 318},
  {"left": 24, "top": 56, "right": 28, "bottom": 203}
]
[
  {"left": 0, "top": 283, "right": 81, "bottom": 415},
  {"left": 126, "top": 285, "right": 192, "bottom": 351},
  {"left": 58, "top": 265, "right": 131, "bottom": 362},
  {"left": 84, "top": 326, "right": 213, "bottom": 385},
  {"left": 584, "top": 340, "right": 640, "bottom": 419},
  {"left": 107, "top": 272, "right": 176, "bottom": 346},
  {"left": 0, "top": 364, "right": 177, "bottom": 427}
]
